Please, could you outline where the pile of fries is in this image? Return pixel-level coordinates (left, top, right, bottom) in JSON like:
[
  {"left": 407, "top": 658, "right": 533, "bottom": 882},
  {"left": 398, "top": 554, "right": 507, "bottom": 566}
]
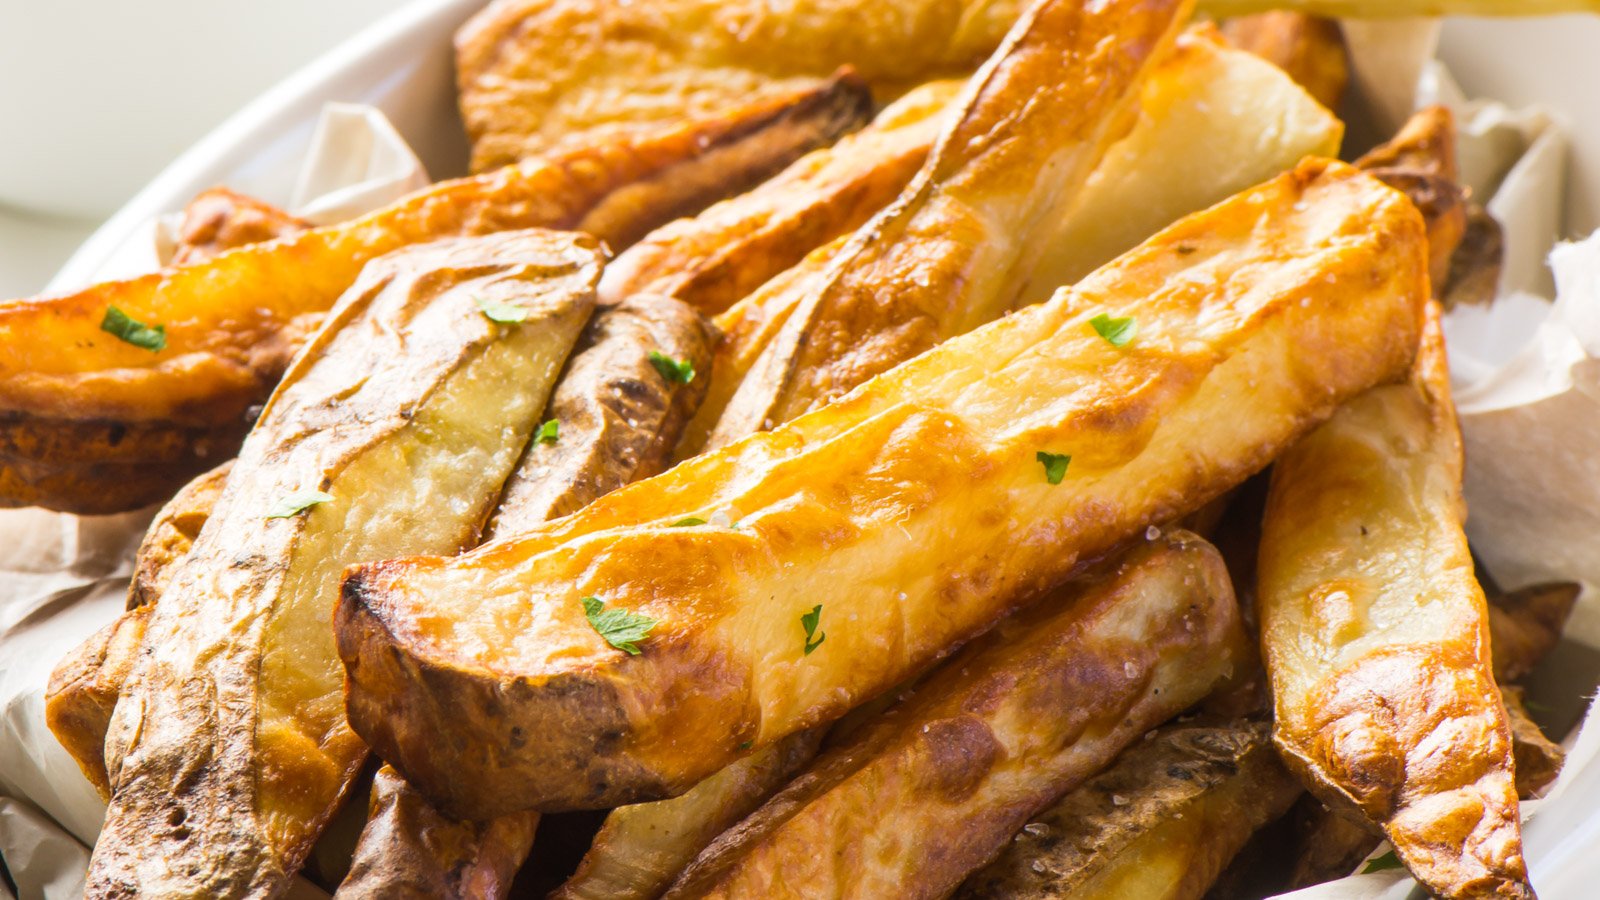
[{"left": 4, "top": 0, "right": 1591, "bottom": 897}]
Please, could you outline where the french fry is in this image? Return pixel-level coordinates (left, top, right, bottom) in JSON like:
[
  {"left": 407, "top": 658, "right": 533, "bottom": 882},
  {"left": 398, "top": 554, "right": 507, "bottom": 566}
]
[
  {"left": 552, "top": 730, "right": 823, "bottom": 900},
  {"left": 1356, "top": 106, "right": 1468, "bottom": 289},
  {"left": 1220, "top": 12, "right": 1349, "bottom": 111},
  {"left": 0, "top": 76, "right": 870, "bottom": 514},
  {"left": 334, "top": 158, "right": 1428, "bottom": 817},
  {"left": 665, "top": 532, "right": 1247, "bottom": 899},
  {"left": 599, "top": 81, "right": 960, "bottom": 318},
  {"left": 169, "top": 188, "right": 308, "bottom": 266},
  {"left": 86, "top": 231, "right": 602, "bottom": 898},
  {"left": 706, "top": 0, "right": 1192, "bottom": 443},
  {"left": 1490, "top": 581, "right": 1581, "bottom": 682},
  {"left": 955, "top": 720, "right": 1302, "bottom": 900},
  {"left": 1257, "top": 306, "right": 1533, "bottom": 899}
]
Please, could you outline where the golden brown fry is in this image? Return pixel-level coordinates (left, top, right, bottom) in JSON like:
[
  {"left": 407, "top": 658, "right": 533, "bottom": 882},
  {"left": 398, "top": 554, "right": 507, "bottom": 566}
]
[
  {"left": 1355, "top": 106, "right": 1468, "bottom": 291},
  {"left": 1221, "top": 12, "right": 1349, "bottom": 111},
  {"left": 1258, "top": 306, "right": 1532, "bottom": 899},
  {"left": 955, "top": 720, "right": 1303, "bottom": 900},
  {"left": 335, "top": 768, "right": 538, "bottom": 900},
  {"left": 664, "top": 533, "right": 1247, "bottom": 899},
  {"left": 1502, "top": 686, "right": 1564, "bottom": 799},
  {"left": 1490, "top": 582, "right": 1581, "bottom": 683},
  {"left": 127, "top": 460, "right": 234, "bottom": 610},
  {"left": 0, "top": 77, "right": 869, "bottom": 515},
  {"left": 87, "top": 231, "right": 602, "bottom": 899},
  {"left": 707, "top": 0, "right": 1190, "bottom": 444},
  {"left": 681, "top": 26, "right": 1343, "bottom": 458},
  {"left": 488, "top": 295, "right": 714, "bottom": 536},
  {"left": 600, "top": 81, "right": 960, "bottom": 318},
  {"left": 334, "top": 159, "right": 1427, "bottom": 817},
  {"left": 553, "top": 730, "right": 823, "bottom": 900},
  {"left": 1285, "top": 798, "right": 1384, "bottom": 890},
  {"left": 169, "top": 188, "right": 308, "bottom": 266}
]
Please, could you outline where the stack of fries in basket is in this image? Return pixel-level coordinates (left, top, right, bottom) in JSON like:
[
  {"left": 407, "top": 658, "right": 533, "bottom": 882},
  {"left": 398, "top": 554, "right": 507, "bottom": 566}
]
[{"left": 4, "top": 0, "right": 1594, "bottom": 897}]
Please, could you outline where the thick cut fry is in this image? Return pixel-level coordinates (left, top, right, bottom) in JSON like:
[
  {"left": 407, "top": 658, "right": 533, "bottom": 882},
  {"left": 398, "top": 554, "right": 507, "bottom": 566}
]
[
  {"left": 334, "top": 159, "right": 1427, "bottom": 816},
  {"left": 488, "top": 295, "right": 715, "bottom": 537},
  {"left": 955, "top": 720, "right": 1302, "bottom": 900},
  {"left": 0, "top": 77, "right": 869, "bottom": 514},
  {"left": 1501, "top": 686, "right": 1564, "bottom": 799},
  {"left": 334, "top": 768, "right": 538, "bottom": 900},
  {"left": 87, "top": 231, "right": 602, "bottom": 899},
  {"left": 1285, "top": 798, "right": 1384, "bottom": 890},
  {"left": 170, "top": 188, "right": 308, "bottom": 266},
  {"left": 664, "top": 533, "right": 1247, "bottom": 899},
  {"left": 708, "top": 0, "right": 1191, "bottom": 444},
  {"left": 127, "top": 460, "right": 234, "bottom": 610},
  {"left": 1258, "top": 307, "right": 1532, "bottom": 899},
  {"left": 1220, "top": 12, "right": 1348, "bottom": 111},
  {"left": 337, "top": 292, "right": 713, "bottom": 900},
  {"left": 553, "top": 730, "right": 823, "bottom": 900},
  {"left": 1490, "top": 582, "right": 1580, "bottom": 683},
  {"left": 684, "top": 26, "right": 1343, "bottom": 457},
  {"left": 599, "top": 81, "right": 960, "bottom": 318},
  {"left": 1357, "top": 106, "right": 1467, "bottom": 290}
]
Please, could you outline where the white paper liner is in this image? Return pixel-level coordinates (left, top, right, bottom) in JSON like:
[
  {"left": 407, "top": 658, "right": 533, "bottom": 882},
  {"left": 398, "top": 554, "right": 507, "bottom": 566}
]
[
  {"left": 0, "top": 102, "right": 421, "bottom": 899},
  {"left": 3, "top": 25, "right": 1598, "bottom": 900}
]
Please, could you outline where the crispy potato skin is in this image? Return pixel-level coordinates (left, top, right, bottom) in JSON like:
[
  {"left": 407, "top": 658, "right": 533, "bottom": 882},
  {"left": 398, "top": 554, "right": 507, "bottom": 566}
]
[
  {"left": 1258, "top": 308, "right": 1532, "bottom": 899},
  {"left": 955, "top": 720, "right": 1302, "bottom": 900},
  {"left": 487, "top": 294, "right": 715, "bottom": 537},
  {"left": 1489, "top": 582, "right": 1580, "bottom": 683},
  {"left": 709, "top": 0, "right": 1190, "bottom": 443},
  {"left": 0, "top": 79, "right": 868, "bottom": 514},
  {"left": 45, "top": 460, "right": 233, "bottom": 795},
  {"left": 87, "top": 232, "right": 601, "bottom": 899},
  {"left": 170, "top": 187, "right": 309, "bottom": 266},
  {"left": 554, "top": 730, "right": 823, "bottom": 900},
  {"left": 664, "top": 534, "right": 1247, "bottom": 899},
  {"left": 682, "top": 28, "right": 1342, "bottom": 458},
  {"left": 335, "top": 769, "right": 539, "bottom": 900},
  {"left": 1220, "top": 12, "right": 1348, "bottom": 111},
  {"left": 1445, "top": 206, "right": 1506, "bottom": 309},
  {"left": 1501, "top": 686, "right": 1563, "bottom": 799},
  {"left": 456, "top": 0, "right": 1024, "bottom": 172},
  {"left": 335, "top": 160, "right": 1427, "bottom": 816},
  {"left": 1356, "top": 106, "right": 1467, "bottom": 291},
  {"left": 600, "top": 81, "right": 959, "bottom": 318}
]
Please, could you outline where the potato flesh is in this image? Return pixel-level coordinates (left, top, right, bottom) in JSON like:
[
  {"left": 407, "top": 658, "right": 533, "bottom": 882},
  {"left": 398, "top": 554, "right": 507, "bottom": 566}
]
[
  {"left": 1220, "top": 13, "right": 1349, "bottom": 112},
  {"left": 664, "top": 533, "right": 1247, "bottom": 899},
  {"left": 687, "top": 28, "right": 1344, "bottom": 456},
  {"left": 1257, "top": 310, "right": 1531, "bottom": 899},
  {"left": 709, "top": 0, "right": 1191, "bottom": 442},
  {"left": 87, "top": 231, "right": 600, "bottom": 899},
  {"left": 335, "top": 159, "right": 1427, "bottom": 816},
  {"left": 954, "top": 721, "right": 1303, "bottom": 900}
]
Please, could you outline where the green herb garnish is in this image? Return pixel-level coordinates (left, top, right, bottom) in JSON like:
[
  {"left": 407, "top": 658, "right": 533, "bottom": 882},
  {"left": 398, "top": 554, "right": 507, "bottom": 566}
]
[
  {"left": 649, "top": 351, "right": 696, "bottom": 384},
  {"left": 801, "top": 604, "right": 826, "bottom": 656},
  {"left": 671, "top": 517, "right": 707, "bottom": 527},
  {"left": 1362, "top": 851, "right": 1404, "bottom": 874},
  {"left": 535, "top": 419, "right": 559, "bottom": 444},
  {"left": 476, "top": 297, "right": 529, "bottom": 324},
  {"left": 267, "top": 490, "right": 334, "bottom": 519},
  {"left": 1036, "top": 452, "right": 1071, "bottom": 485},
  {"left": 1089, "top": 313, "right": 1137, "bottom": 348},
  {"left": 100, "top": 306, "right": 166, "bottom": 351},
  {"left": 581, "top": 596, "right": 658, "bottom": 656},
  {"left": 737, "top": 740, "right": 754, "bottom": 751}
]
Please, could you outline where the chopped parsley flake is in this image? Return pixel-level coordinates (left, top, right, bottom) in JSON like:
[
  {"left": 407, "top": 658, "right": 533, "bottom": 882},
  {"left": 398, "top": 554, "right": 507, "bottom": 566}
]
[
  {"left": 801, "top": 604, "right": 826, "bottom": 656},
  {"left": 100, "top": 306, "right": 166, "bottom": 351},
  {"left": 671, "top": 517, "right": 707, "bottom": 527},
  {"left": 1362, "top": 851, "right": 1404, "bottom": 874},
  {"left": 476, "top": 297, "right": 530, "bottom": 324},
  {"left": 1089, "top": 313, "right": 1137, "bottom": 348},
  {"left": 267, "top": 490, "right": 333, "bottom": 519},
  {"left": 535, "top": 419, "right": 559, "bottom": 444},
  {"left": 1036, "top": 452, "right": 1071, "bottom": 485},
  {"left": 649, "top": 351, "right": 695, "bottom": 384},
  {"left": 581, "top": 596, "right": 657, "bottom": 656}
]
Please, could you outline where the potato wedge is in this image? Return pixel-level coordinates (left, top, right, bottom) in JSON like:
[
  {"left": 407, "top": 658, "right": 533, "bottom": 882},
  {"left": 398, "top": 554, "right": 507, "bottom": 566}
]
[
  {"left": 1220, "top": 12, "right": 1348, "bottom": 111},
  {"left": 127, "top": 459, "right": 234, "bottom": 610},
  {"left": 1257, "top": 306, "right": 1532, "bottom": 899},
  {"left": 1357, "top": 106, "right": 1467, "bottom": 289},
  {"left": 706, "top": 0, "right": 1190, "bottom": 443},
  {"left": 0, "top": 76, "right": 869, "bottom": 514},
  {"left": 337, "top": 292, "right": 714, "bottom": 900},
  {"left": 955, "top": 720, "right": 1302, "bottom": 900},
  {"left": 664, "top": 532, "right": 1248, "bottom": 899},
  {"left": 1445, "top": 206, "right": 1506, "bottom": 309},
  {"left": 170, "top": 188, "right": 308, "bottom": 266},
  {"left": 487, "top": 294, "right": 715, "bottom": 536},
  {"left": 1490, "top": 581, "right": 1580, "bottom": 683},
  {"left": 335, "top": 159, "right": 1427, "bottom": 816},
  {"left": 554, "top": 730, "right": 823, "bottom": 900},
  {"left": 599, "top": 80, "right": 960, "bottom": 318},
  {"left": 683, "top": 25, "right": 1343, "bottom": 457},
  {"left": 87, "top": 231, "right": 602, "bottom": 898}
]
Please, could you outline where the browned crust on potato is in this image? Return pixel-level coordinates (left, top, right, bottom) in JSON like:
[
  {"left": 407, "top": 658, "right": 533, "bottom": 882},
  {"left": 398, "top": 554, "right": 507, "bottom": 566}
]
[
  {"left": 170, "top": 188, "right": 310, "bottom": 267},
  {"left": 0, "top": 76, "right": 868, "bottom": 514},
  {"left": 599, "top": 80, "right": 959, "bottom": 317},
  {"left": 664, "top": 533, "right": 1247, "bottom": 899},
  {"left": 1220, "top": 12, "right": 1349, "bottom": 110},
  {"left": 954, "top": 720, "right": 1303, "bottom": 900},
  {"left": 1357, "top": 107, "right": 1468, "bottom": 291},
  {"left": 1490, "top": 582, "right": 1581, "bottom": 683},
  {"left": 1444, "top": 205, "right": 1506, "bottom": 309},
  {"left": 334, "top": 159, "right": 1427, "bottom": 817},
  {"left": 1501, "top": 686, "right": 1564, "bottom": 799},
  {"left": 707, "top": 0, "right": 1191, "bottom": 443}
]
